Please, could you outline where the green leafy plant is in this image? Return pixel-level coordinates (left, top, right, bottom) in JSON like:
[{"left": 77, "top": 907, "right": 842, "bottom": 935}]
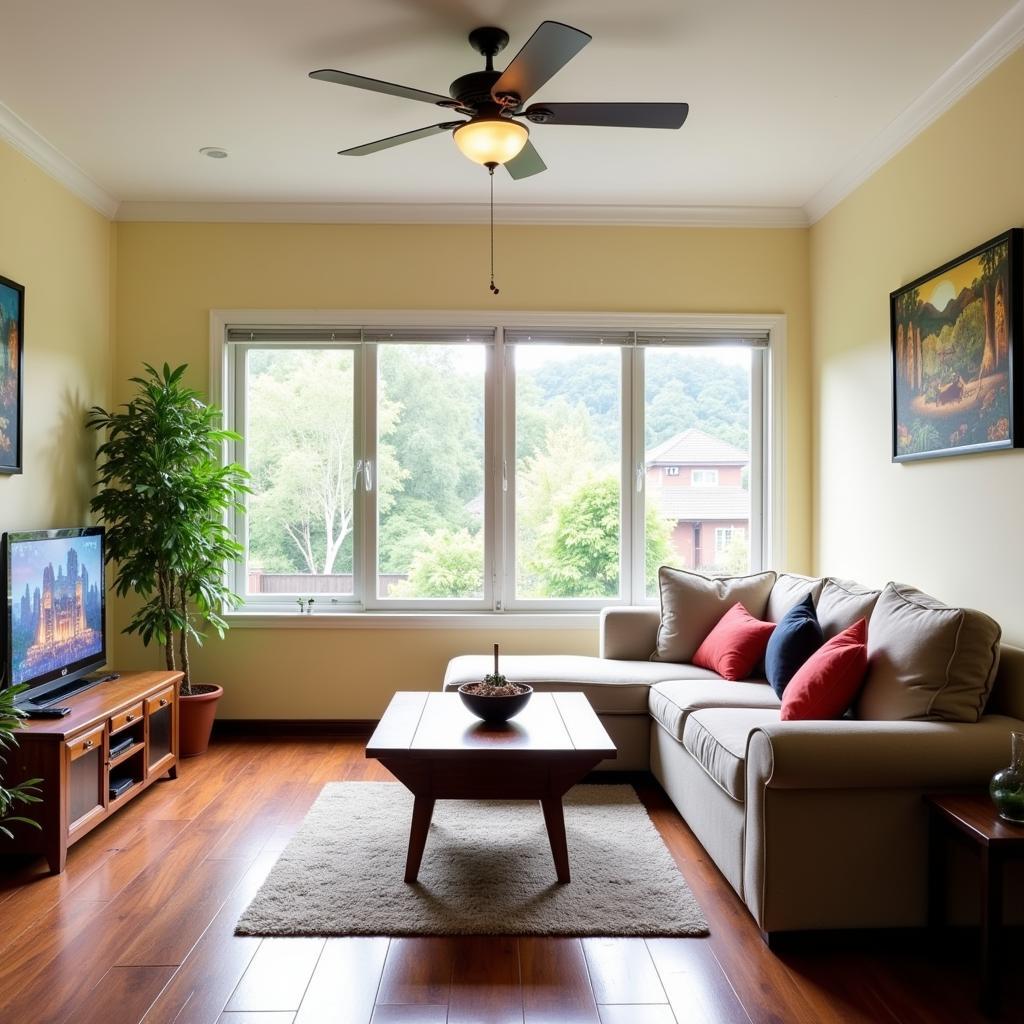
[
  {"left": 0, "top": 685, "right": 41, "bottom": 839},
  {"left": 87, "top": 363, "right": 250, "bottom": 695}
]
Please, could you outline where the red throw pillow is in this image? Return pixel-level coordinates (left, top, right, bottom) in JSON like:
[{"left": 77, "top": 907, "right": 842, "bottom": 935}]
[
  {"left": 691, "top": 602, "right": 776, "bottom": 681},
  {"left": 780, "top": 618, "right": 868, "bottom": 721}
]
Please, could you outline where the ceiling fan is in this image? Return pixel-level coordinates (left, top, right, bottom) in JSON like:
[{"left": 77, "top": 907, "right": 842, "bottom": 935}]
[{"left": 309, "top": 20, "right": 689, "bottom": 179}]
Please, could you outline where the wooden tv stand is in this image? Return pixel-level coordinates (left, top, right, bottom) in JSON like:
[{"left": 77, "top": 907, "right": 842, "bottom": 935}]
[{"left": 5, "top": 671, "right": 181, "bottom": 873}]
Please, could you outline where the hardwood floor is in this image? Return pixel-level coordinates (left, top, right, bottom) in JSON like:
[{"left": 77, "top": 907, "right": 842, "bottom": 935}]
[{"left": 0, "top": 736, "right": 1018, "bottom": 1024}]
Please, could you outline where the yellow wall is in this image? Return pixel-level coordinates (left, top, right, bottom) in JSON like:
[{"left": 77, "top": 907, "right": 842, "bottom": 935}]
[
  {"left": 810, "top": 47, "right": 1024, "bottom": 642},
  {"left": 0, "top": 140, "right": 115, "bottom": 649},
  {"left": 113, "top": 221, "right": 811, "bottom": 717}
]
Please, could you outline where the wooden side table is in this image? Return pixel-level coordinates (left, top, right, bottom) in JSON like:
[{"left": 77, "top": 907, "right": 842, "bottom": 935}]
[{"left": 926, "top": 792, "right": 1024, "bottom": 1017}]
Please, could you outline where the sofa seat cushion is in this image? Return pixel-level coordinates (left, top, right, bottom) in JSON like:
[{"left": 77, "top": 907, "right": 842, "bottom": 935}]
[
  {"left": 649, "top": 678, "right": 781, "bottom": 742},
  {"left": 442, "top": 655, "right": 705, "bottom": 715},
  {"left": 683, "top": 707, "right": 781, "bottom": 801}
]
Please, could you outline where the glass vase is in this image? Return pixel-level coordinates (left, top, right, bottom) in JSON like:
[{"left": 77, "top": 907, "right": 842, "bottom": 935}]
[{"left": 990, "top": 731, "right": 1024, "bottom": 824}]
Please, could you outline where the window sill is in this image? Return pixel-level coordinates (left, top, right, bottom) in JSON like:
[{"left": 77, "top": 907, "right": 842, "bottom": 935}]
[{"left": 223, "top": 610, "right": 603, "bottom": 630}]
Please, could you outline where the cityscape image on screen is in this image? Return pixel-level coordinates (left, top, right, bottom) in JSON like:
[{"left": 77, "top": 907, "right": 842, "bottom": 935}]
[{"left": 10, "top": 535, "right": 103, "bottom": 686}]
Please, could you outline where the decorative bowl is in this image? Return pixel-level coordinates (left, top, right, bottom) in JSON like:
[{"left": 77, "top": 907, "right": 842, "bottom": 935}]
[{"left": 457, "top": 682, "right": 534, "bottom": 724}]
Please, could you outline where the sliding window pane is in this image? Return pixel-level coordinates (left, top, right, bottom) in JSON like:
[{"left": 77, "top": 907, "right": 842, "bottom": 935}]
[
  {"left": 644, "top": 347, "right": 752, "bottom": 596},
  {"left": 377, "top": 344, "right": 486, "bottom": 599},
  {"left": 245, "top": 348, "right": 356, "bottom": 598},
  {"left": 515, "top": 345, "right": 622, "bottom": 599}
]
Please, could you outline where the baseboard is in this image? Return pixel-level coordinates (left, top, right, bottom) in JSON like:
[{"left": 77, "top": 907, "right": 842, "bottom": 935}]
[{"left": 213, "top": 718, "right": 377, "bottom": 738}]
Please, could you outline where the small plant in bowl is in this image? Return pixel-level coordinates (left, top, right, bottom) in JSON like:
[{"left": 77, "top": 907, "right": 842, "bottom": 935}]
[{"left": 459, "top": 644, "right": 533, "bottom": 724}]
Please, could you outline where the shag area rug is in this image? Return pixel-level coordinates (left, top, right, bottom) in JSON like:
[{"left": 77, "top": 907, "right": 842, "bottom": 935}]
[{"left": 236, "top": 782, "right": 708, "bottom": 937}]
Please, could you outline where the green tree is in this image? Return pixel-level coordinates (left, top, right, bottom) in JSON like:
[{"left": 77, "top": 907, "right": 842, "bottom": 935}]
[
  {"left": 376, "top": 345, "right": 486, "bottom": 577},
  {"left": 533, "top": 476, "right": 671, "bottom": 598},
  {"left": 389, "top": 529, "right": 484, "bottom": 598},
  {"left": 247, "top": 350, "right": 402, "bottom": 576}
]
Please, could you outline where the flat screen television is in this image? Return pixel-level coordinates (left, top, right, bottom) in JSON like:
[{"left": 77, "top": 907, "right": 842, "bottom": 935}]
[{"left": 2, "top": 527, "right": 107, "bottom": 706}]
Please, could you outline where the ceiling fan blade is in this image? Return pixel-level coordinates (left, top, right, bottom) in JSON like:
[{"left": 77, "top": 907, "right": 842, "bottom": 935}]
[
  {"left": 310, "top": 69, "right": 454, "bottom": 108},
  {"left": 338, "top": 122, "right": 462, "bottom": 156},
  {"left": 491, "top": 21, "right": 591, "bottom": 106},
  {"left": 504, "top": 139, "right": 547, "bottom": 180},
  {"left": 524, "top": 102, "right": 689, "bottom": 129}
]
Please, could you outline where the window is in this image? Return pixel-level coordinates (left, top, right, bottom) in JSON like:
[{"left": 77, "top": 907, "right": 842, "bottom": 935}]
[
  {"left": 691, "top": 469, "right": 719, "bottom": 486},
  {"left": 219, "top": 316, "right": 775, "bottom": 614},
  {"left": 376, "top": 342, "right": 486, "bottom": 600},
  {"left": 244, "top": 346, "right": 358, "bottom": 599},
  {"left": 513, "top": 343, "right": 621, "bottom": 602},
  {"left": 642, "top": 344, "right": 756, "bottom": 593}
]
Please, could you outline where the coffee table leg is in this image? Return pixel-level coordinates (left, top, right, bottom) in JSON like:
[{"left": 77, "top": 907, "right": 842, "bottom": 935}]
[
  {"left": 541, "top": 798, "right": 571, "bottom": 883},
  {"left": 404, "top": 796, "right": 435, "bottom": 884}
]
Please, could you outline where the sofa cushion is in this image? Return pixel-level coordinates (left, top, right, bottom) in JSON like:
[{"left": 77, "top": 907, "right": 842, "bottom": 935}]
[
  {"left": 692, "top": 602, "right": 776, "bottom": 681},
  {"left": 649, "top": 678, "right": 781, "bottom": 742},
  {"left": 765, "top": 593, "right": 825, "bottom": 698},
  {"left": 683, "top": 707, "right": 781, "bottom": 801},
  {"left": 816, "top": 577, "right": 881, "bottom": 640},
  {"left": 442, "top": 655, "right": 709, "bottom": 715},
  {"left": 781, "top": 618, "right": 868, "bottom": 721},
  {"left": 653, "top": 567, "right": 776, "bottom": 663},
  {"left": 766, "top": 573, "right": 825, "bottom": 624},
  {"left": 857, "top": 583, "right": 1001, "bottom": 723}
]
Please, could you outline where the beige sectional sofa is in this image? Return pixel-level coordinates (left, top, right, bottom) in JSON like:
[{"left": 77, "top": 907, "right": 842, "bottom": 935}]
[{"left": 443, "top": 573, "right": 1024, "bottom": 939}]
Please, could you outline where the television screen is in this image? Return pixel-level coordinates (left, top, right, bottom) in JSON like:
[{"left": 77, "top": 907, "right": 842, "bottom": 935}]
[{"left": 5, "top": 528, "right": 106, "bottom": 697}]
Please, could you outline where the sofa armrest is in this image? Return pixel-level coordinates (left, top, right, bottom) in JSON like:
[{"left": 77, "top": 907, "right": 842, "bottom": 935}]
[
  {"left": 600, "top": 606, "right": 660, "bottom": 661},
  {"left": 746, "top": 714, "right": 1023, "bottom": 790}
]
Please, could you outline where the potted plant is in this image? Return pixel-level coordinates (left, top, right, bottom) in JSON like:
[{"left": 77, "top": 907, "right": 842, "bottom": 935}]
[
  {"left": 87, "top": 363, "right": 249, "bottom": 757},
  {"left": 458, "top": 644, "right": 533, "bottom": 724},
  {"left": 1, "top": 685, "right": 41, "bottom": 839}
]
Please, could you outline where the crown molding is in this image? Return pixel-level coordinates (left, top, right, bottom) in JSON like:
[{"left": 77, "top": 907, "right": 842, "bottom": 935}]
[
  {"left": 804, "top": 1, "right": 1024, "bottom": 224},
  {"left": 0, "top": 101, "right": 118, "bottom": 219},
  {"left": 114, "top": 200, "right": 809, "bottom": 229}
]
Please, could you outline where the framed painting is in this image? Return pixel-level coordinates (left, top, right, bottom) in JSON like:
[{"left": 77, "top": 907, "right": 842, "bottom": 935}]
[
  {"left": 892, "top": 228, "right": 1023, "bottom": 462},
  {"left": 0, "top": 273, "right": 24, "bottom": 475}
]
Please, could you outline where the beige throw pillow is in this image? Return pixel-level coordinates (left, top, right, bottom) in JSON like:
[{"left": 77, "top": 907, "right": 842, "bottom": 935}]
[
  {"left": 857, "top": 583, "right": 1001, "bottom": 723},
  {"left": 653, "top": 566, "right": 776, "bottom": 664},
  {"left": 766, "top": 573, "right": 825, "bottom": 623},
  {"left": 816, "top": 578, "right": 882, "bottom": 640}
]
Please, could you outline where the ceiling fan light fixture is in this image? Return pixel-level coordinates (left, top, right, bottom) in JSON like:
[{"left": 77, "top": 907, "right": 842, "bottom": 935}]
[{"left": 453, "top": 116, "right": 528, "bottom": 166}]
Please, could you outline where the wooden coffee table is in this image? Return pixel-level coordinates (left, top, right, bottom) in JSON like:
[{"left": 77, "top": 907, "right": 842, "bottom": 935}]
[{"left": 366, "top": 691, "right": 616, "bottom": 884}]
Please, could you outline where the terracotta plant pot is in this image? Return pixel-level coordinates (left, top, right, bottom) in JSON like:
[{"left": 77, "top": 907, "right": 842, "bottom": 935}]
[{"left": 179, "top": 684, "right": 223, "bottom": 758}]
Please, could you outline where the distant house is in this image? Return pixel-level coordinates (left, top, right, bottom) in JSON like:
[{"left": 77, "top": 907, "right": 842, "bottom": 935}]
[{"left": 645, "top": 428, "right": 749, "bottom": 570}]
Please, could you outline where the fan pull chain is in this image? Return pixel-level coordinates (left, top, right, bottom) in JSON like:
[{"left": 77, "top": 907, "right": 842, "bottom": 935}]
[{"left": 488, "top": 165, "right": 499, "bottom": 295}]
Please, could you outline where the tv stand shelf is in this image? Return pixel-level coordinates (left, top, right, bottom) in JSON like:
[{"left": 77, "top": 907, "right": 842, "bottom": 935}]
[{"left": 5, "top": 671, "right": 181, "bottom": 873}]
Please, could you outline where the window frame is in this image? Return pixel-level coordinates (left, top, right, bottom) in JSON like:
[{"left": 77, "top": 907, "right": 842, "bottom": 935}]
[
  {"left": 691, "top": 468, "right": 719, "bottom": 486},
  {"left": 211, "top": 310, "right": 787, "bottom": 620},
  {"left": 714, "top": 526, "right": 735, "bottom": 555}
]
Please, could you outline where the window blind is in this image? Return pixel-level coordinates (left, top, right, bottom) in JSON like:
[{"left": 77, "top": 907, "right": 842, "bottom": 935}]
[
  {"left": 505, "top": 327, "right": 769, "bottom": 348},
  {"left": 226, "top": 326, "right": 495, "bottom": 345}
]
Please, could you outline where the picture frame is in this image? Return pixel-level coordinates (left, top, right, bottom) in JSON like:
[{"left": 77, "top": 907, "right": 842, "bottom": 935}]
[
  {"left": 0, "top": 273, "right": 24, "bottom": 475},
  {"left": 891, "top": 228, "right": 1023, "bottom": 462}
]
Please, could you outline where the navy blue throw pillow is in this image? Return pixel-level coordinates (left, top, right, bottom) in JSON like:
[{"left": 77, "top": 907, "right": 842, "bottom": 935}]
[{"left": 764, "top": 593, "right": 824, "bottom": 698}]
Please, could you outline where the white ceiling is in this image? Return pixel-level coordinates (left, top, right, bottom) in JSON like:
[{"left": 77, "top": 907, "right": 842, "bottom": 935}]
[{"left": 0, "top": 0, "right": 1019, "bottom": 219}]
